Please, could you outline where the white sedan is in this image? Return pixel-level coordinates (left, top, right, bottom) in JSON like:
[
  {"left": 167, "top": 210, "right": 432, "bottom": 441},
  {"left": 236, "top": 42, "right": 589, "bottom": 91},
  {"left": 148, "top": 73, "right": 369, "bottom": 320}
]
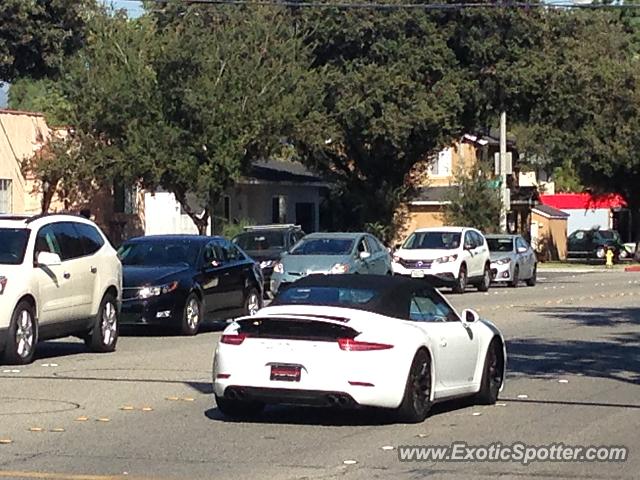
[{"left": 212, "top": 274, "right": 506, "bottom": 423}]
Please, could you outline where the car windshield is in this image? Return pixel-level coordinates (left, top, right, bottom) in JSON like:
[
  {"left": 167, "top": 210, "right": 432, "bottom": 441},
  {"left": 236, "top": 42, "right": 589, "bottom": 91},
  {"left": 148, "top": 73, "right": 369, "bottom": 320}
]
[
  {"left": 596, "top": 230, "right": 619, "bottom": 241},
  {"left": 274, "top": 286, "right": 378, "bottom": 307},
  {"left": 118, "top": 240, "right": 200, "bottom": 267},
  {"left": 289, "top": 238, "right": 354, "bottom": 255},
  {"left": 487, "top": 238, "right": 514, "bottom": 252},
  {"left": 0, "top": 228, "right": 30, "bottom": 265},
  {"left": 233, "top": 231, "right": 286, "bottom": 251},
  {"left": 402, "top": 232, "right": 461, "bottom": 250}
]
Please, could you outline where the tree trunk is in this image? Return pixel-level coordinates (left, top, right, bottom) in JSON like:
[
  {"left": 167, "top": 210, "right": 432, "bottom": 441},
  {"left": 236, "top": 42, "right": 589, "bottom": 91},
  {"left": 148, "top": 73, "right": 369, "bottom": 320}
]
[{"left": 175, "top": 192, "right": 210, "bottom": 235}]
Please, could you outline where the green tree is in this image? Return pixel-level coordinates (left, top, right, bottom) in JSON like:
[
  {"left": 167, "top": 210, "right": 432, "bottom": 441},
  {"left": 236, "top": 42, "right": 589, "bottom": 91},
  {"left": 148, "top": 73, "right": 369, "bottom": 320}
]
[
  {"left": 7, "top": 78, "right": 72, "bottom": 126},
  {"left": 0, "top": 0, "right": 95, "bottom": 82},
  {"left": 443, "top": 164, "right": 501, "bottom": 233},
  {"left": 292, "top": 8, "right": 471, "bottom": 241},
  {"left": 147, "top": 5, "right": 314, "bottom": 233}
]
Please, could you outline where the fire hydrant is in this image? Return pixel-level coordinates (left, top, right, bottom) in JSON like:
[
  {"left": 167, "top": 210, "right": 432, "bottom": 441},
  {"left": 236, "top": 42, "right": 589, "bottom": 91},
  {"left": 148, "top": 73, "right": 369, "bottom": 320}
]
[{"left": 605, "top": 248, "right": 615, "bottom": 269}]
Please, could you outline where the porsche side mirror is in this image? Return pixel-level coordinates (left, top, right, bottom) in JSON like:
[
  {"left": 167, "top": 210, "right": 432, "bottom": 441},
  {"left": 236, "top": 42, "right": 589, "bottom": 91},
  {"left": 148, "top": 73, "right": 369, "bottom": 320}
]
[
  {"left": 517, "top": 247, "right": 528, "bottom": 254},
  {"left": 461, "top": 308, "right": 479, "bottom": 324},
  {"left": 359, "top": 251, "right": 371, "bottom": 260}
]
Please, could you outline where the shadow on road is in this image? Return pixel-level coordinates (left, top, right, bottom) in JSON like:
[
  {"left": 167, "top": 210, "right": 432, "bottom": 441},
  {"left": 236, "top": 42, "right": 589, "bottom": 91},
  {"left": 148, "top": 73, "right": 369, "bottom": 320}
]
[
  {"left": 508, "top": 306, "right": 640, "bottom": 385},
  {"left": 204, "top": 396, "right": 477, "bottom": 427}
]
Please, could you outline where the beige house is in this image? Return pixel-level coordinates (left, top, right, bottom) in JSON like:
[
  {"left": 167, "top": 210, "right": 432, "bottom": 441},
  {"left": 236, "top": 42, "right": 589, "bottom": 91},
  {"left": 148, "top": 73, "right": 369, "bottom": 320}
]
[
  {"left": 397, "top": 134, "right": 494, "bottom": 240},
  {"left": 0, "top": 109, "right": 50, "bottom": 214}
]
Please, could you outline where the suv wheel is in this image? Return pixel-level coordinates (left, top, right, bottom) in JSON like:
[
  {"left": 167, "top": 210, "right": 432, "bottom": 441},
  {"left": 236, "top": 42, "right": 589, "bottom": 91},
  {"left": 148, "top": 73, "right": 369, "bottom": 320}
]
[
  {"left": 86, "top": 293, "right": 118, "bottom": 353},
  {"left": 4, "top": 300, "right": 37, "bottom": 365},
  {"left": 477, "top": 264, "right": 491, "bottom": 292},
  {"left": 452, "top": 264, "right": 467, "bottom": 294}
]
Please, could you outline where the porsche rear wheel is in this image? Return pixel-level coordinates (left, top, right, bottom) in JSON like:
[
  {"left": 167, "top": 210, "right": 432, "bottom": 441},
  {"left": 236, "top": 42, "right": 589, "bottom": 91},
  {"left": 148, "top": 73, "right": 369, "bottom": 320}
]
[
  {"left": 215, "top": 395, "right": 264, "bottom": 419},
  {"left": 475, "top": 338, "right": 504, "bottom": 405},
  {"left": 397, "top": 349, "right": 432, "bottom": 423}
]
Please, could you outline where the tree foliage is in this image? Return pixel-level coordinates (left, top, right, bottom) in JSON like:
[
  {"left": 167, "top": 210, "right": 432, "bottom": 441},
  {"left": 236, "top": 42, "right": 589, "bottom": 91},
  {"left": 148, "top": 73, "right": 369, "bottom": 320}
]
[
  {"left": 0, "top": 0, "right": 94, "bottom": 83},
  {"left": 443, "top": 163, "right": 501, "bottom": 233}
]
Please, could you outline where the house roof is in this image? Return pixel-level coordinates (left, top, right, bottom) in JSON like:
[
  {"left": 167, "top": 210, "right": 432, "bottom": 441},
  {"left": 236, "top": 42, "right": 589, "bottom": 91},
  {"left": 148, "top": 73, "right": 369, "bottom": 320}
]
[
  {"left": 532, "top": 204, "right": 570, "bottom": 219},
  {"left": 241, "top": 159, "right": 327, "bottom": 186},
  {"left": 540, "top": 193, "right": 627, "bottom": 210}
]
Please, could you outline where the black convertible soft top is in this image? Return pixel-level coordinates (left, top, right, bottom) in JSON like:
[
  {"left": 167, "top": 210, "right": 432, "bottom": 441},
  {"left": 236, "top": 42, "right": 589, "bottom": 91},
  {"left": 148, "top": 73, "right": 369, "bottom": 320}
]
[{"left": 271, "top": 274, "right": 439, "bottom": 320}]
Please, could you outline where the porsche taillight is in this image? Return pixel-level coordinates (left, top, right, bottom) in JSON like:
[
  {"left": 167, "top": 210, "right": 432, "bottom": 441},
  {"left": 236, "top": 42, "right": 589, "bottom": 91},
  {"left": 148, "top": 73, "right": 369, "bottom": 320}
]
[
  {"left": 338, "top": 338, "right": 393, "bottom": 351},
  {"left": 220, "top": 334, "right": 248, "bottom": 345}
]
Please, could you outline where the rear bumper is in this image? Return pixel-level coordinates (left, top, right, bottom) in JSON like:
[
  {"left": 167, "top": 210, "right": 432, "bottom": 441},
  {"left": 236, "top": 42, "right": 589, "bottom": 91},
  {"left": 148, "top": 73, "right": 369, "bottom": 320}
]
[{"left": 222, "top": 386, "right": 359, "bottom": 408}]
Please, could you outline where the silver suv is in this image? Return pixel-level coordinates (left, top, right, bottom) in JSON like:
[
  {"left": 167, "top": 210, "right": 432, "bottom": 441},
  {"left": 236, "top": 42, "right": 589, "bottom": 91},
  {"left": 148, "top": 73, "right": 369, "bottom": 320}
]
[{"left": 0, "top": 214, "right": 122, "bottom": 364}]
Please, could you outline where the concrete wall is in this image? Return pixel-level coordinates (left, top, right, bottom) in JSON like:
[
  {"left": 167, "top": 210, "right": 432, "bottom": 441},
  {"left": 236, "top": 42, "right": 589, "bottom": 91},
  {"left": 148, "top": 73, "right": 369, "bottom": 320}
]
[
  {"left": 144, "top": 191, "right": 208, "bottom": 236},
  {"left": 566, "top": 208, "right": 611, "bottom": 234},
  {"left": 223, "top": 183, "right": 322, "bottom": 232}
]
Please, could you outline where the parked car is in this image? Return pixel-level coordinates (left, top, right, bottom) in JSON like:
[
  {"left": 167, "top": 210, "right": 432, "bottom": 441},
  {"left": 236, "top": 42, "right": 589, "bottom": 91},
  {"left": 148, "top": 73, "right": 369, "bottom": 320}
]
[
  {"left": 118, "top": 235, "right": 263, "bottom": 335},
  {"left": 0, "top": 213, "right": 122, "bottom": 365},
  {"left": 270, "top": 232, "right": 392, "bottom": 294},
  {"left": 232, "top": 224, "right": 305, "bottom": 297},
  {"left": 213, "top": 274, "right": 506, "bottom": 422},
  {"left": 567, "top": 229, "right": 629, "bottom": 261},
  {"left": 392, "top": 227, "right": 491, "bottom": 293},
  {"left": 485, "top": 234, "right": 537, "bottom": 287}
]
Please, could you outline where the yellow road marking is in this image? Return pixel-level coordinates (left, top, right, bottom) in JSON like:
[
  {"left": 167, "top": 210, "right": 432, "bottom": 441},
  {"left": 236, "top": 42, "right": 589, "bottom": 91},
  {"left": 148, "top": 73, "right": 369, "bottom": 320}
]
[{"left": 0, "top": 471, "right": 152, "bottom": 480}]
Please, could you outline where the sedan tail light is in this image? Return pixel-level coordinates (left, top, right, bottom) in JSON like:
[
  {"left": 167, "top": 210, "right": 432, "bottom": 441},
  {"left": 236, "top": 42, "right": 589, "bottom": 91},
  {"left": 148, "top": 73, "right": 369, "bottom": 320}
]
[
  {"left": 338, "top": 338, "right": 393, "bottom": 351},
  {"left": 220, "top": 333, "right": 248, "bottom": 345}
]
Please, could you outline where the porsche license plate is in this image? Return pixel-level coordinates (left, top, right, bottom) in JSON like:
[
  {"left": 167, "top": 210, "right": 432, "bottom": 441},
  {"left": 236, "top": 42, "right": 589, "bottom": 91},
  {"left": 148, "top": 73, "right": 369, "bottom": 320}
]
[
  {"left": 411, "top": 270, "right": 425, "bottom": 278},
  {"left": 270, "top": 364, "right": 302, "bottom": 382}
]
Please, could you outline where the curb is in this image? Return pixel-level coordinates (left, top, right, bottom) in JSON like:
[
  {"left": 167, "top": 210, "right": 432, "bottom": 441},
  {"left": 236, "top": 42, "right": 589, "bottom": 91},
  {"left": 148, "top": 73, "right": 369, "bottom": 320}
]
[{"left": 624, "top": 265, "right": 640, "bottom": 272}]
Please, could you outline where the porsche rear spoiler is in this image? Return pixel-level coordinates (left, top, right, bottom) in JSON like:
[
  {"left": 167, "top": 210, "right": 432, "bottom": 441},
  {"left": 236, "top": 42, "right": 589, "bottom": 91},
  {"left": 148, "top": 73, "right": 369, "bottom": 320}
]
[{"left": 235, "top": 316, "right": 359, "bottom": 342}]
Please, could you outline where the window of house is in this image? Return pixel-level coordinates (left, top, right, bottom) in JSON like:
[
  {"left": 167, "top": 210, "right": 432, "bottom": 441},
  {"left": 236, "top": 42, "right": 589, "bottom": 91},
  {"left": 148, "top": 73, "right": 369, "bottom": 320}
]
[
  {"left": 0, "top": 179, "right": 12, "bottom": 213},
  {"left": 429, "top": 148, "right": 453, "bottom": 177},
  {"left": 114, "top": 181, "right": 137, "bottom": 214},
  {"left": 223, "top": 196, "right": 231, "bottom": 222},
  {"left": 271, "top": 195, "right": 287, "bottom": 224}
]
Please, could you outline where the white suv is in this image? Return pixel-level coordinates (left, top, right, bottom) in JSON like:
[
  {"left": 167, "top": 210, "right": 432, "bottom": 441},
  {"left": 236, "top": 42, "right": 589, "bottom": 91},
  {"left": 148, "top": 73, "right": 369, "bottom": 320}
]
[
  {"left": 392, "top": 227, "right": 491, "bottom": 293},
  {"left": 0, "top": 214, "right": 122, "bottom": 364}
]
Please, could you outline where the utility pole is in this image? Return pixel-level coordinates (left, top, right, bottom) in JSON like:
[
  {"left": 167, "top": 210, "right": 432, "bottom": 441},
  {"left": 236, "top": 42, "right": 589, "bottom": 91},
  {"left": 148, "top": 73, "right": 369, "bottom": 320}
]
[{"left": 499, "top": 111, "right": 509, "bottom": 233}]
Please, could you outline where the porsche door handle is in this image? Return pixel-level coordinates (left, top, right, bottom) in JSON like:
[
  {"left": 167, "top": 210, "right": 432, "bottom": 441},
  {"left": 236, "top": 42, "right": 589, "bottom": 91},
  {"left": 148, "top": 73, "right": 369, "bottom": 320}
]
[
  {"left": 63, "top": 272, "right": 71, "bottom": 279},
  {"left": 90, "top": 266, "right": 97, "bottom": 274}
]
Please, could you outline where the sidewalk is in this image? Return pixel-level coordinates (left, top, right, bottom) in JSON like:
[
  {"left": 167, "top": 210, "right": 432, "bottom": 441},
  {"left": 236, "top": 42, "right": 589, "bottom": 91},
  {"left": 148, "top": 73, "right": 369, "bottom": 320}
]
[{"left": 537, "top": 262, "right": 631, "bottom": 273}]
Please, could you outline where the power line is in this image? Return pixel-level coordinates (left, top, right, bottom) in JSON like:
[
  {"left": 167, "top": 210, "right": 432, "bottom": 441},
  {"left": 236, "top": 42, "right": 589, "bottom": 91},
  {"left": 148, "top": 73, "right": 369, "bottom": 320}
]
[{"left": 112, "top": 0, "right": 640, "bottom": 11}]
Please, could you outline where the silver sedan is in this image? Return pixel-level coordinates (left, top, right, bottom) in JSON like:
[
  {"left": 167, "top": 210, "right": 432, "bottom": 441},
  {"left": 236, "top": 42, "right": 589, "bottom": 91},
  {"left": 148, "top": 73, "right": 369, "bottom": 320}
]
[{"left": 485, "top": 234, "right": 537, "bottom": 287}]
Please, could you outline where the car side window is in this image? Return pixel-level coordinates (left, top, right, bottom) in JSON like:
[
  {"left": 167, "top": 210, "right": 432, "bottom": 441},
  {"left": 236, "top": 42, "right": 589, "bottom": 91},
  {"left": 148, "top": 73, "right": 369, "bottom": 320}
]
[
  {"left": 203, "top": 243, "right": 225, "bottom": 267},
  {"left": 75, "top": 223, "right": 105, "bottom": 256},
  {"left": 464, "top": 232, "right": 474, "bottom": 249},
  {"left": 409, "top": 291, "right": 457, "bottom": 322},
  {"left": 357, "top": 238, "right": 369, "bottom": 254},
  {"left": 516, "top": 237, "right": 528, "bottom": 251},
  {"left": 222, "top": 242, "right": 244, "bottom": 262},
  {"left": 34, "top": 225, "right": 63, "bottom": 259},
  {"left": 51, "top": 223, "right": 85, "bottom": 261},
  {"left": 471, "top": 231, "right": 484, "bottom": 248}
]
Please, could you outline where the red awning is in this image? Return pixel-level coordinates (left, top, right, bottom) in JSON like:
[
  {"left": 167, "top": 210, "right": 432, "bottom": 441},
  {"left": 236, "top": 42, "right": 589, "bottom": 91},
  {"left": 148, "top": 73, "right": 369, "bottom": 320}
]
[{"left": 540, "top": 193, "right": 627, "bottom": 210}]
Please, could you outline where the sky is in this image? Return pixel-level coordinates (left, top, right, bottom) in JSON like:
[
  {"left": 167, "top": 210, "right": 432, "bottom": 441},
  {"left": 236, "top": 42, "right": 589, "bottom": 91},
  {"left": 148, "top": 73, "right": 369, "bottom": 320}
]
[{"left": 112, "top": 0, "right": 144, "bottom": 17}]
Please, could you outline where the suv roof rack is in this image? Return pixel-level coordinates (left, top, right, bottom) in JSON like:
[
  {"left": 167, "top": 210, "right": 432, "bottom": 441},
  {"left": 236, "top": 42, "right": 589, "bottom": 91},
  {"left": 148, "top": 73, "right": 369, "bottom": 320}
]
[
  {"left": 243, "top": 224, "right": 301, "bottom": 231},
  {"left": 0, "top": 214, "right": 33, "bottom": 222},
  {"left": 24, "top": 211, "right": 84, "bottom": 224}
]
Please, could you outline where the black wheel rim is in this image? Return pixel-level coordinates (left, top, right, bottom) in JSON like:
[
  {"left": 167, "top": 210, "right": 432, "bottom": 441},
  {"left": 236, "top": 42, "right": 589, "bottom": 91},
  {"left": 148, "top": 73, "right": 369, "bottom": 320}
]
[
  {"left": 411, "top": 356, "right": 431, "bottom": 414},
  {"left": 488, "top": 344, "right": 503, "bottom": 390}
]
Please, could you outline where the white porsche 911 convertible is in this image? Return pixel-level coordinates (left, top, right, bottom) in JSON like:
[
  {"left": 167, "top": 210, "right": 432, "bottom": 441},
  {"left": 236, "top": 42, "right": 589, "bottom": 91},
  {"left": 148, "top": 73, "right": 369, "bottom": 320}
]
[{"left": 212, "top": 274, "right": 506, "bottom": 423}]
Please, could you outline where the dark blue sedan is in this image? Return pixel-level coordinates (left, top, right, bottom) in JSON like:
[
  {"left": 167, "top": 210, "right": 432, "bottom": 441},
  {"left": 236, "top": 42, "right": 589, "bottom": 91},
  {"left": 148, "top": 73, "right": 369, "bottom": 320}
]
[{"left": 118, "top": 235, "right": 263, "bottom": 335}]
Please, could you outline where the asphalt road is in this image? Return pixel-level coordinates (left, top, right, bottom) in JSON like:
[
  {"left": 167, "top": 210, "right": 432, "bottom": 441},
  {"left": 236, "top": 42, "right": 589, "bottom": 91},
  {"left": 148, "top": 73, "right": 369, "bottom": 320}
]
[{"left": 1, "top": 270, "right": 639, "bottom": 480}]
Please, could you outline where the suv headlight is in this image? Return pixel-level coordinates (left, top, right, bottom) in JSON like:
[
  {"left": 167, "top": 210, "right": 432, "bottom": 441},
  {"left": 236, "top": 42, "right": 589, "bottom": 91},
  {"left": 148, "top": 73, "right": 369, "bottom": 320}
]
[
  {"left": 495, "top": 257, "right": 511, "bottom": 265},
  {"left": 138, "top": 281, "right": 178, "bottom": 299},
  {"left": 330, "top": 263, "right": 350, "bottom": 274},
  {"left": 435, "top": 254, "right": 458, "bottom": 264}
]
